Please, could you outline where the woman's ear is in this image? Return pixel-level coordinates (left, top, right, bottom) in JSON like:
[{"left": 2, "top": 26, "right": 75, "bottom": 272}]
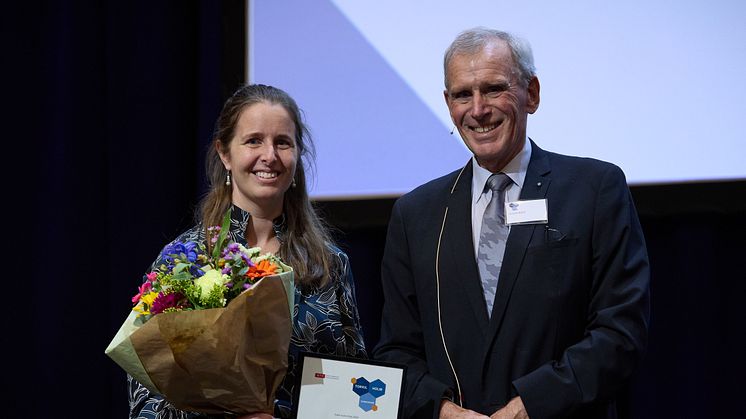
[{"left": 216, "top": 140, "right": 231, "bottom": 170}]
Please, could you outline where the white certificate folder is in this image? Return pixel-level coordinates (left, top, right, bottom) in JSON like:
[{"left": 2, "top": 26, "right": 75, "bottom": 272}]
[{"left": 292, "top": 352, "right": 406, "bottom": 419}]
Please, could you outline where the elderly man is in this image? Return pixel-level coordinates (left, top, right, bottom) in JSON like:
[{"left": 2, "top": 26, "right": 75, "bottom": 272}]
[{"left": 373, "top": 27, "right": 650, "bottom": 419}]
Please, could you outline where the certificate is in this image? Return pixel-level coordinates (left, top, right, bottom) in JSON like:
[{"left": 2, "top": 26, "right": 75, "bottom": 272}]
[{"left": 292, "top": 352, "right": 406, "bottom": 419}]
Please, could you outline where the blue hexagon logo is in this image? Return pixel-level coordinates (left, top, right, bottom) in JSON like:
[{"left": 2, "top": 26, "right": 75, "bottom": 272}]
[
  {"left": 352, "top": 376, "right": 387, "bottom": 412},
  {"left": 359, "top": 392, "right": 376, "bottom": 412},
  {"left": 369, "top": 379, "right": 386, "bottom": 398},
  {"left": 352, "top": 377, "right": 370, "bottom": 396}
]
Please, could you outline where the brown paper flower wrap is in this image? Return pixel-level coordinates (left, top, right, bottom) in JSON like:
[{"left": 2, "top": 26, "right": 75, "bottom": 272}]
[{"left": 106, "top": 269, "right": 294, "bottom": 415}]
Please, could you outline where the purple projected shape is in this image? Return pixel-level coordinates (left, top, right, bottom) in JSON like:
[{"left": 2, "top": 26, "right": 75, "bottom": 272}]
[{"left": 252, "top": 0, "right": 469, "bottom": 198}]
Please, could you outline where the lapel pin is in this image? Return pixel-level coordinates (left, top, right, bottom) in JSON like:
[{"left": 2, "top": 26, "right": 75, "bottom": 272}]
[{"left": 536, "top": 181, "right": 542, "bottom": 187}]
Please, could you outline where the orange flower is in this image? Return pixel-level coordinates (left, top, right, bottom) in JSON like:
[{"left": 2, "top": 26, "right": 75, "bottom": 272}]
[{"left": 246, "top": 259, "right": 278, "bottom": 280}]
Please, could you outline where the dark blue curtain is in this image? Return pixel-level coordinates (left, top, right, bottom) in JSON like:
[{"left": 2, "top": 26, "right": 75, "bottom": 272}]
[{"left": 6, "top": 1, "right": 244, "bottom": 417}]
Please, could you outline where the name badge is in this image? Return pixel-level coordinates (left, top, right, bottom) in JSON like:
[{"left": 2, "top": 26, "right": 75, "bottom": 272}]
[{"left": 505, "top": 199, "right": 548, "bottom": 225}]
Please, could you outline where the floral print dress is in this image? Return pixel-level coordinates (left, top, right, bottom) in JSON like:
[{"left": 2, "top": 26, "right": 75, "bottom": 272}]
[{"left": 128, "top": 206, "right": 368, "bottom": 418}]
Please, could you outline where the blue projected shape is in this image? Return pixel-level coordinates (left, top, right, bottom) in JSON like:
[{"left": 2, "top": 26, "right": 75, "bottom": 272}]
[{"left": 252, "top": 0, "right": 467, "bottom": 198}]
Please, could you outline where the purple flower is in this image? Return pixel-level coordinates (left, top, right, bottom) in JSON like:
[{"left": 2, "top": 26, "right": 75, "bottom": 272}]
[
  {"left": 242, "top": 254, "right": 253, "bottom": 266},
  {"left": 221, "top": 243, "right": 241, "bottom": 259}
]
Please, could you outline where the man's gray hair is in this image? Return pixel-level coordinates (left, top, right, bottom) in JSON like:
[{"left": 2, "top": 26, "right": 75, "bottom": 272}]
[{"left": 443, "top": 27, "right": 536, "bottom": 89}]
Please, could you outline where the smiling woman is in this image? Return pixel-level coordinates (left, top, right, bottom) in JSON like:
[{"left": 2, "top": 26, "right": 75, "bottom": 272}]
[
  {"left": 127, "top": 84, "right": 368, "bottom": 419},
  {"left": 217, "top": 102, "right": 299, "bottom": 249}
]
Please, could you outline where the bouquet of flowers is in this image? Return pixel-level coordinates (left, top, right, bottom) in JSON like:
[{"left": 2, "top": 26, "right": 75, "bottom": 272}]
[{"left": 105, "top": 210, "right": 295, "bottom": 415}]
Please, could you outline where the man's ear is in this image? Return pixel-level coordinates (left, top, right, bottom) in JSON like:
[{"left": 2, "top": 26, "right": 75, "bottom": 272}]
[{"left": 526, "top": 76, "right": 540, "bottom": 114}]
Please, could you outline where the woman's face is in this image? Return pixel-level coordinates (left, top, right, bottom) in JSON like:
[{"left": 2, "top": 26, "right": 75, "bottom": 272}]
[{"left": 218, "top": 102, "right": 298, "bottom": 215}]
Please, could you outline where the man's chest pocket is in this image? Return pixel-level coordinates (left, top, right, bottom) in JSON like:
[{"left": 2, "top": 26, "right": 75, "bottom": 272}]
[{"left": 520, "top": 237, "right": 580, "bottom": 300}]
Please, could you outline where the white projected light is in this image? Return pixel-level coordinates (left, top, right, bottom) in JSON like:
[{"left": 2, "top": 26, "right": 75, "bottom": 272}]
[{"left": 249, "top": 0, "right": 746, "bottom": 199}]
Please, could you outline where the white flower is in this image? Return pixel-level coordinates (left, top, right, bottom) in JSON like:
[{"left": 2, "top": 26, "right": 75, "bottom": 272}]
[
  {"left": 238, "top": 244, "right": 261, "bottom": 259},
  {"left": 194, "top": 269, "right": 229, "bottom": 302}
]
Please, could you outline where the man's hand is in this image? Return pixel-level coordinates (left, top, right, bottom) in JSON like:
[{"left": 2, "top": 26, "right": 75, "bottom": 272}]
[
  {"left": 439, "top": 400, "right": 490, "bottom": 418},
  {"left": 490, "top": 396, "right": 529, "bottom": 419}
]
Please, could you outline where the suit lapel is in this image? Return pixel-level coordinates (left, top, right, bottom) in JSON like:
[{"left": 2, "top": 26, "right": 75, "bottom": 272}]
[
  {"left": 440, "top": 161, "right": 490, "bottom": 332},
  {"left": 485, "top": 141, "right": 552, "bottom": 348}
]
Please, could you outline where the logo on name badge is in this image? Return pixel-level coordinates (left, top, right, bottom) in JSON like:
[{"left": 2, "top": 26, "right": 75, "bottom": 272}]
[{"left": 505, "top": 199, "right": 549, "bottom": 225}]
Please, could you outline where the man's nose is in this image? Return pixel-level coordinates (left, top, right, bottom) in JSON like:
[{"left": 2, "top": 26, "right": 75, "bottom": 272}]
[{"left": 470, "top": 92, "right": 489, "bottom": 118}]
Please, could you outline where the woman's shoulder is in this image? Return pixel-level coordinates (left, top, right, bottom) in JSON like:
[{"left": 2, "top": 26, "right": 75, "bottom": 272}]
[
  {"left": 173, "top": 224, "right": 204, "bottom": 243},
  {"left": 325, "top": 243, "right": 353, "bottom": 279},
  {"left": 326, "top": 243, "right": 349, "bottom": 263},
  {"left": 160, "top": 224, "right": 205, "bottom": 253}
]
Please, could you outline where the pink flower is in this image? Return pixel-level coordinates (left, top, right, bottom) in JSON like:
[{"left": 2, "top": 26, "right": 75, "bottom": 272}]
[{"left": 132, "top": 280, "right": 153, "bottom": 304}]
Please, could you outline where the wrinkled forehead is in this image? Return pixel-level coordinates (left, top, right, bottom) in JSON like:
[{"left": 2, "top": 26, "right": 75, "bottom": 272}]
[
  {"left": 445, "top": 48, "right": 519, "bottom": 89},
  {"left": 446, "top": 41, "right": 517, "bottom": 82}
]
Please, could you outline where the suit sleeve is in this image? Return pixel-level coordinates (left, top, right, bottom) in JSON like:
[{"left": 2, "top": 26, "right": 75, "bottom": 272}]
[
  {"left": 513, "top": 165, "right": 651, "bottom": 418},
  {"left": 373, "top": 200, "right": 452, "bottom": 419}
]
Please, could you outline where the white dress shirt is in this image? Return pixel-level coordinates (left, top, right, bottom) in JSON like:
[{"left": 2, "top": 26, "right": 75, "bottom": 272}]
[{"left": 471, "top": 138, "right": 532, "bottom": 257}]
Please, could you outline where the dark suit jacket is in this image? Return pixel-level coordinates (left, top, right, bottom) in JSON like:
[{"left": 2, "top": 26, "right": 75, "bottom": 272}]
[{"left": 373, "top": 141, "right": 650, "bottom": 419}]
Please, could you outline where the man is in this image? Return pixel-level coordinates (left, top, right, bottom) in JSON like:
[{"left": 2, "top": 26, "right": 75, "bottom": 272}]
[{"left": 373, "top": 28, "right": 650, "bottom": 419}]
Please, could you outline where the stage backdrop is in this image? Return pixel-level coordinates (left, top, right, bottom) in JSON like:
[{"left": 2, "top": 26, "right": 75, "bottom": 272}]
[
  {"left": 249, "top": 0, "right": 746, "bottom": 198},
  {"left": 6, "top": 1, "right": 744, "bottom": 418}
]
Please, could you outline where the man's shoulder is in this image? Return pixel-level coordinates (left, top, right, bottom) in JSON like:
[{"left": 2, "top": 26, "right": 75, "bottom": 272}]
[{"left": 538, "top": 146, "right": 625, "bottom": 181}]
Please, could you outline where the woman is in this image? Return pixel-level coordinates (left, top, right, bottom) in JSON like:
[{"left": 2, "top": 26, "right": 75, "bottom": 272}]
[{"left": 128, "top": 84, "right": 367, "bottom": 418}]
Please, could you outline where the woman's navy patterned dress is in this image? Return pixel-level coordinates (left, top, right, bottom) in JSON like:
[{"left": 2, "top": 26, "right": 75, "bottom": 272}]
[{"left": 128, "top": 206, "right": 368, "bottom": 418}]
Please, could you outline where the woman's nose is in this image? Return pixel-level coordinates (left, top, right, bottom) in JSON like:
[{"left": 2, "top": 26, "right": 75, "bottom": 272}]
[{"left": 259, "top": 143, "right": 278, "bottom": 162}]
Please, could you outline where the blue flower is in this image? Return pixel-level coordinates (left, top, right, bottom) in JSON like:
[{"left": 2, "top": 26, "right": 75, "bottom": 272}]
[
  {"left": 162, "top": 241, "right": 201, "bottom": 265},
  {"left": 188, "top": 265, "right": 205, "bottom": 278}
]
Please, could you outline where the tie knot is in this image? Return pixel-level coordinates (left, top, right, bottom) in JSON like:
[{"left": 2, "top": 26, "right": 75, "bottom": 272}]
[{"left": 486, "top": 173, "right": 512, "bottom": 193}]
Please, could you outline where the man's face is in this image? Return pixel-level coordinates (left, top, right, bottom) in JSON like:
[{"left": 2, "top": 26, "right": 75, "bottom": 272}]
[{"left": 444, "top": 41, "right": 540, "bottom": 172}]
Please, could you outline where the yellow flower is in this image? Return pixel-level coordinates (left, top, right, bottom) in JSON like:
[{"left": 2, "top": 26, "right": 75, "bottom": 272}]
[{"left": 133, "top": 291, "right": 159, "bottom": 315}]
